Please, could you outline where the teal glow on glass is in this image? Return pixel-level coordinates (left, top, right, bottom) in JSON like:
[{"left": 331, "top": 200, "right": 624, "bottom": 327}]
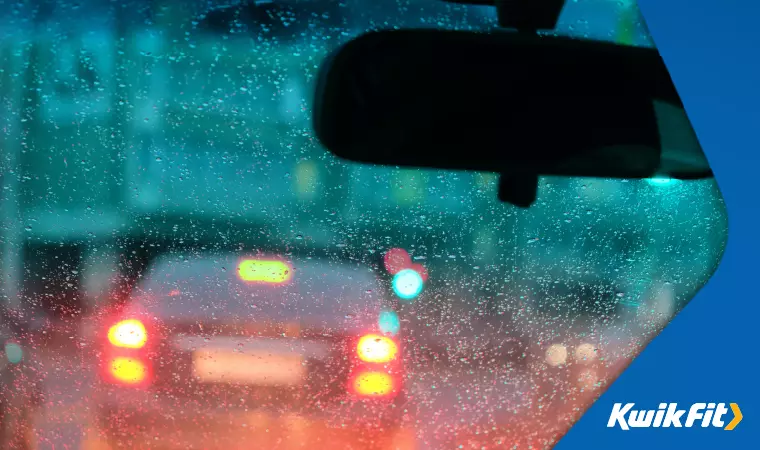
[
  {"left": 646, "top": 177, "right": 679, "bottom": 186},
  {"left": 5, "top": 343, "right": 23, "bottom": 364},
  {"left": 392, "top": 268, "right": 424, "bottom": 300},
  {"left": 378, "top": 310, "right": 401, "bottom": 335}
]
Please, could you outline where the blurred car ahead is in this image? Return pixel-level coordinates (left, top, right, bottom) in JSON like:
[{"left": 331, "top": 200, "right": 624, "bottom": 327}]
[{"left": 89, "top": 252, "right": 413, "bottom": 449}]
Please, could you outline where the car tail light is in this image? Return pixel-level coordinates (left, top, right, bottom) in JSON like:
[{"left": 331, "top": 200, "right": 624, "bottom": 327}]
[
  {"left": 108, "top": 357, "right": 149, "bottom": 385},
  {"left": 357, "top": 334, "right": 398, "bottom": 363},
  {"left": 108, "top": 319, "right": 148, "bottom": 349},
  {"left": 102, "top": 316, "right": 154, "bottom": 387},
  {"left": 350, "top": 333, "right": 401, "bottom": 398},
  {"left": 351, "top": 371, "right": 395, "bottom": 397}
]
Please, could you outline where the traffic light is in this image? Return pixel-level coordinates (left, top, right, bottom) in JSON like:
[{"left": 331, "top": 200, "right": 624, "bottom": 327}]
[
  {"left": 392, "top": 268, "right": 424, "bottom": 301},
  {"left": 383, "top": 248, "right": 427, "bottom": 301}
]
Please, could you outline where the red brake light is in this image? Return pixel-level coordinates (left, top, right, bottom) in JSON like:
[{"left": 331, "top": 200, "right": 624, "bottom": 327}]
[
  {"left": 357, "top": 334, "right": 398, "bottom": 363},
  {"left": 351, "top": 371, "right": 395, "bottom": 397},
  {"left": 102, "top": 316, "right": 154, "bottom": 387},
  {"left": 383, "top": 248, "right": 411, "bottom": 274},
  {"left": 108, "top": 357, "right": 149, "bottom": 385},
  {"left": 108, "top": 319, "right": 148, "bottom": 349}
]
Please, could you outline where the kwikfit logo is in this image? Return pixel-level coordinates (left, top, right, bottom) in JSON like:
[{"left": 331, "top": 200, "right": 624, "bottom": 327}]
[{"left": 607, "top": 403, "right": 742, "bottom": 431}]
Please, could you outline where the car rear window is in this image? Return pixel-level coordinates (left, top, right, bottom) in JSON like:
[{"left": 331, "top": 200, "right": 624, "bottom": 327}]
[{"left": 130, "top": 254, "right": 385, "bottom": 328}]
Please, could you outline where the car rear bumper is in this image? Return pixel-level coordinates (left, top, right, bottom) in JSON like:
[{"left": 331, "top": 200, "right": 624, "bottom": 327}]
[{"left": 92, "top": 385, "right": 411, "bottom": 450}]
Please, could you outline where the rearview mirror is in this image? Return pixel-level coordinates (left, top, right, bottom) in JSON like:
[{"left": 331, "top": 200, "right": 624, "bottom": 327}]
[{"left": 313, "top": 29, "right": 711, "bottom": 203}]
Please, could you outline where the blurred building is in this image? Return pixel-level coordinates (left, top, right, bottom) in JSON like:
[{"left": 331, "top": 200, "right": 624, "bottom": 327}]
[{"left": 0, "top": 0, "right": 727, "bottom": 325}]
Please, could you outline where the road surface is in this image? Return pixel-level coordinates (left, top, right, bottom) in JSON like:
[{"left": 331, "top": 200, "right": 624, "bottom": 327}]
[{"left": 27, "top": 342, "right": 538, "bottom": 450}]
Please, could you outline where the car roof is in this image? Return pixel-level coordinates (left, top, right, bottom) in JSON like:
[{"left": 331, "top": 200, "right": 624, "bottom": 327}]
[{"left": 127, "top": 252, "right": 386, "bottom": 331}]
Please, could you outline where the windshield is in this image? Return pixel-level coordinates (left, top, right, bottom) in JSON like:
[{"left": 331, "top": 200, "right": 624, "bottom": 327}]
[{"left": 0, "top": 1, "right": 725, "bottom": 449}]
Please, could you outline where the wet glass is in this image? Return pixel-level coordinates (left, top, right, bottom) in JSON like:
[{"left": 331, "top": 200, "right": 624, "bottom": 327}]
[{"left": 0, "top": 0, "right": 726, "bottom": 449}]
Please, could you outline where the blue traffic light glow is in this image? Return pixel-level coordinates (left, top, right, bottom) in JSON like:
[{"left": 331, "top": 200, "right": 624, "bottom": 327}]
[
  {"left": 378, "top": 310, "right": 401, "bottom": 335},
  {"left": 4, "top": 343, "right": 23, "bottom": 364},
  {"left": 392, "top": 268, "right": 424, "bottom": 300}
]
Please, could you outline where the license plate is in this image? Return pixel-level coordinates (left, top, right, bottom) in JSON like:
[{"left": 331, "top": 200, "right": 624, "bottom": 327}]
[{"left": 192, "top": 349, "right": 305, "bottom": 386}]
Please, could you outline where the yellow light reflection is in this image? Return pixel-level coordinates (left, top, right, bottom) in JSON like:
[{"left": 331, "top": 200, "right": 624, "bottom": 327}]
[
  {"left": 357, "top": 334, "right": 398, "bottom": 363},
  {"left": 109, "top": 357, "right": 148, "bottom": 385},
  {"left": 238, "top": 259, "right": 292, "bottom": 284},
  {"left": 108, "top": 319, "right": 148, "bottom": 349},
  {"left": 352, "top": 372, "right": 394, "bottom": 397}
]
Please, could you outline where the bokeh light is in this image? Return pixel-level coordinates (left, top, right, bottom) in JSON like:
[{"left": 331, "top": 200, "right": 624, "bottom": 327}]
[
  {"left": 410, "top": 263, "right": 429, "bottom": 282},
  {"left": 4, "top": 343, "right": 23, "bottom": 364},
  {"left": 378, "top": 310, "right": 401, "bottom": 335},
  {"left": 238, "top": 259, "right": 292, "bottom": 284},
  {"left": 392, "top": 268, "right": 424, "bottom": 300},
  {"left": 383, "top": 248, "right": 411, "bottom": 274},
  {"left": 293, "top": 160, "right": 319, "bottom": 199},
  {"left": 108, "top": 319, "right": 148, "bottom": 349},
  {"left": 545, "top": 344, "right": 568, "bottom": 367},
  {"left": 646, "top": 177, "right": 680, "bottom": 186},
  {"left": 109, "top": 357, "right": 148, "bottom": 385},
  {"left": 352, "top": 371, "right": 395, "bottom": 397},
  {"left": 574, "top": 343, "right": 597, "bottom": 362},
  {"left": 357, "top": 334, "right": 398, "bottom": 363}
]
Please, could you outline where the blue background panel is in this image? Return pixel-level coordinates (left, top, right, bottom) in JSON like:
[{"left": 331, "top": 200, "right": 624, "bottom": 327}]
[{"left": 559, "top": 1, "right": 760, "bottom": 448}]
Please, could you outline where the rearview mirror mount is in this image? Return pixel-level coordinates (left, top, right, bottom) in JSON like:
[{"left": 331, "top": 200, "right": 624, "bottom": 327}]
[{"left": 313, "top": 29, "right": 711, "bottom": 208}]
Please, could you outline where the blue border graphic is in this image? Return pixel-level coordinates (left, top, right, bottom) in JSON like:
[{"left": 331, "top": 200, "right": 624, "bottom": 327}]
[{"left": 559, "top": 1, "right": 759, "bottom": 448}]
